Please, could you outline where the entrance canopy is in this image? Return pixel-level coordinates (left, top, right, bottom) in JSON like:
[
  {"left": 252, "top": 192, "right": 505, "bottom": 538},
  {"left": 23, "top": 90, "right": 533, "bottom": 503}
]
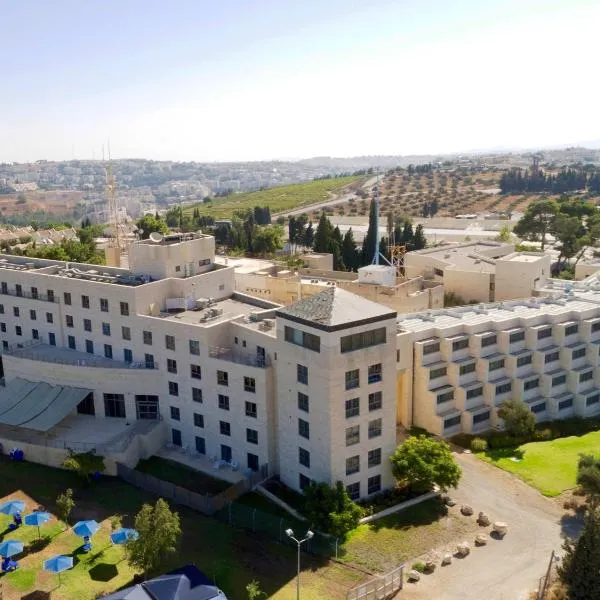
[{"left": 0, "top": 378, "right": 91, "bottom": 432}]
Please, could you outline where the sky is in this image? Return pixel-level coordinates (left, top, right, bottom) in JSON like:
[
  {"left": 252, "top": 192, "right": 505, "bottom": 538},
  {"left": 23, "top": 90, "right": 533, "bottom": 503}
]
[{"left": 1, "top": 0, "right": 599, "bottom": 163}]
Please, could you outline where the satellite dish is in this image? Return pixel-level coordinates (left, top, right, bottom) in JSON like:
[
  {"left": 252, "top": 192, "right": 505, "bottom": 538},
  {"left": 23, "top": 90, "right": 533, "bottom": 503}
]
[{"left": 149, "top": 232, "right": 163, "bottom": 243}]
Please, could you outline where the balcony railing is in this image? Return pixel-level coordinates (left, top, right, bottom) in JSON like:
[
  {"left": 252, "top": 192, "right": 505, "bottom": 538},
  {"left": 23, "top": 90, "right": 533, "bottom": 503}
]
[
  {"left": 208, "top": 346, "right": 270, "bottom": 368},
  {"left": 0, "top": 288, "right": 58, "bottom": 303}
]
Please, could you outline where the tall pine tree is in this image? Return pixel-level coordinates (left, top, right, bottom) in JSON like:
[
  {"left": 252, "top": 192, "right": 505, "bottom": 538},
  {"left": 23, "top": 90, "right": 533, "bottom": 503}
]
[
  {"left": 313, "top": 212, "right": 331, "bottom": 253},
  {"left": 361, "top": 199, "right": 378, "bottom": 266},
  {"left": 342, "top": 229, "right": 359, "bottom": 272}
]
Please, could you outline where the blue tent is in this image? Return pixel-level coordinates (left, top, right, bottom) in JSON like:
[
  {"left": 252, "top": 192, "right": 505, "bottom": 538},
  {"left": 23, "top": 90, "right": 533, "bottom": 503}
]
[
  {"left": 0, "top": 540, "right": 24, "bottom": 558},
  {"left": 0, "top": 500, "right": 25, "bottom": 516},
  {"left": 110, "top": 528, "right": 139, "bottom": 545},
  {"left": 73, "top": 520, "right": 100, "bottom": 538},
  {"left": 24, "top": 512, "right": 51, "bottom": 537},
  {"left": 100, "top": 565, "right": 228, "bottom": 599}
]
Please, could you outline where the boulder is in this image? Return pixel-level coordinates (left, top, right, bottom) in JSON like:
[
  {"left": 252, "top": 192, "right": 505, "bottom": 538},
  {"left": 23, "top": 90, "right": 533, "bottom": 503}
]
[
  {"left": 475, "top": 534, "right": 489, "bottom": 546},
  {"left": 460, "top": 505, "right": 474, "bottom": 516},
  {"left": 407, "top": 570, "right": 421, "bottom": 582},
  {"left": 425, "top": 560, "right": 436, "bottom": 573},
  {"left": 493, "top": 522, "right": 508, "bottom": 537},
  {"left": 456, "top": 542, "right": 470, "bottom": 556},
  {"left": 445, "top": 497, "right": 456, "bottom": 507},
  {"left": 441, "top": 553, "right": 452, "bottom": 566},
  {"left": 477, "top": 512, "right": 491, "bottom": 526}
]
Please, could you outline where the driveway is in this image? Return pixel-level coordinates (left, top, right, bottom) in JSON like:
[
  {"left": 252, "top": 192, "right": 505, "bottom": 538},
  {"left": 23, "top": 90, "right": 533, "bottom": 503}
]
[{"left": 400, "top": 452, "right": 578, "bottom": 600}]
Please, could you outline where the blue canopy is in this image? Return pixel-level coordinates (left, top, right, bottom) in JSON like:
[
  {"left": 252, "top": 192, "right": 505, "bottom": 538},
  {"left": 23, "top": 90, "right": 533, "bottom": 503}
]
[
  {"left": 111, "top": 528, "right": 139, "bottom": 545},
  {"left": 0, "top": 500, "right": 25, "bottom": 516},
  {"left": 24, "top": 512, "right": 51, "bottom": 537},
  {"left": 43, "top": 555, "right": 73, "bottom": 575},
  {"left": 0, "top": 540, "right": 24, "bottom": 558},
  {"left": 73, "top": 520, "right": 100, "bottom": 538}
]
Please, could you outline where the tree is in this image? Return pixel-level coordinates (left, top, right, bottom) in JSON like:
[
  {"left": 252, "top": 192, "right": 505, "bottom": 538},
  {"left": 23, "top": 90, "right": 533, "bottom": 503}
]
[
  {"left": 342, "top": 229, "right": 359, "bottom": 271},
  {"left": 361, "top": 199, "right": 378, "bottom": 266},
  {"left": 558, "top": 507, "right": 600, "bottom": 599},
  {"left": 313, "top": 212, "right": 331, "bottom": 254},
  {"left": 412, "top": 224, "right": 427, "bottom": 250},
  {"left": 303, "top": 481, "right": 363, "bottom": 538},
  {"left": 252, "top": 225, "right": 284, "bottom": 256},
  {"left": 495, "top": 225, "right": 512, "bottom": 243},
  {"left": 136, "top": 214, "right": 169, "bottom": 239},
  {"left": 246, "top": 580, "right": 265, "bottom": 599},
  {"left": 56, "top": 488, "right": 75, "bottom": 527},
  {"left": 497, "top": 399, "right": 536, "bottom": 437},
  {"left": 390, "top": 436, "right": 461, "bottom": 493},
  {"left": 577, "top": 455, "right": 600, "bottom": 507},
  {"left": 62, "top": 450, "right": 105, "bottom": 485},
  {"left": 303, "top": 221, "right": 314, "bottom": 248},
  {"left": 512, "top": 199, "right": 558, "bottom": 250},
  {"left": 126, "top": 498, "right": 181, "bottom": 577}
]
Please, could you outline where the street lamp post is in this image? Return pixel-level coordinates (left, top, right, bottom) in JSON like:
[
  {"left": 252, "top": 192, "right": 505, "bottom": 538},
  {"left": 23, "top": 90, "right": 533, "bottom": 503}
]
[{"left": 286, "top": 528, "right": 314, "bottom": 600}]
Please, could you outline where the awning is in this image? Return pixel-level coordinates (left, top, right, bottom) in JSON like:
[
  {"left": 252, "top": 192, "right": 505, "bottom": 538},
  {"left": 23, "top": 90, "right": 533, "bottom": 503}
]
[{"left": 0, "top": 378, "right": 91, "bottom": 432}]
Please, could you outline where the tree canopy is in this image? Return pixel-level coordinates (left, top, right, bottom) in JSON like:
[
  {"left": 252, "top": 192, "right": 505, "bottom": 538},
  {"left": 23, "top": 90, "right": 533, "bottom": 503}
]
[
  {"left": 577, "top": 454, "right": 600, "bottom": 507},
  {"left": 497, "top": 399, "right": 536, "bottom": 438},
  {"left": 136, "top": 214, "right": 169, "bottom": 239}
]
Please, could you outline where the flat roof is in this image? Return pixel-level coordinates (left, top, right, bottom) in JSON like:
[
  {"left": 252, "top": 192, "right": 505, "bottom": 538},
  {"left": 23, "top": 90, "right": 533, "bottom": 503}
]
[
  {"left": 214, "top": 256, "right": 275, "bottom": 274},
  {"left": 500, "top": 252, "right": 545, "bottom": 263},
  {"left": 161, "top": 297, "right": 271, "bottom": 327}
]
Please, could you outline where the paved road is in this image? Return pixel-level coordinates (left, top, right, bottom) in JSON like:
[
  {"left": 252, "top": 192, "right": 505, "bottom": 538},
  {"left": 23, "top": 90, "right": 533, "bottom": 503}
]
[{"left": 401, "top": 452, "right": 578, "bottom": 600}]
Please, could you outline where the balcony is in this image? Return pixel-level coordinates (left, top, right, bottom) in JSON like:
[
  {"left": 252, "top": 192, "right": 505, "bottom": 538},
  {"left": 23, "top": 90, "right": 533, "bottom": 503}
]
[
  {"left": 208, "top": 346, "right": 270, "bottom": 368},
  {"left": 0, "top": 287, "right": 58, "bottom": 303}
]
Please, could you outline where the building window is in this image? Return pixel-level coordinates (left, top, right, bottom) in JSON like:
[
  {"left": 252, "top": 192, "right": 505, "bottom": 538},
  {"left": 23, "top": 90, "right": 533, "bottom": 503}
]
[
  {"left": 538, "top": 327, "right": 552, "bottom": 340},
  {"left": 85, "top": 339, "right": 94, "bottom": 354},
  {"left": 580, "top": 370, "right": 593, "bottom": 383},
  {"left": 67, "top": 335, "right": 76, "bottom": 349},
  {"left": 0, "top": 304, "right": 3, "bottom": 314},
  {"left": 368, "top": 363, "right": 382, "bottom": 384},
  {"left": 368, "top": 391, "right": 382, "bottom": 411},
  {"left": 192, "top": 387, "right": 203, "bottom": 403},
  {"left": 299, "top": 447, "right": 310, "bottom": 468},
  {"left": 195, "top": 437, "right": 206, "bottom": 454},
  {"left": 524, "top": 378, "right": 539, "bottom": 391},
  {"left": 167, "top": 359, "right": 177, "bottom": 374},
  {"left": 189, "top": 339, "right": 200, "bottom": 355},
  {"left": 247, "top": 453, "right": 259, "bottom": 472},
  {"left": 13, "top": 307, "right": 19, "bottom": 317},
  {"left": 459, "top": 362, "right": 476, "bottom": 376},
  {"left": 444, "top": 415, "right": 461, "bottom": 429},
  {"left": 194, "top": 413, "right": 204, "bottom": 428},
  {"left": 120, "top": 302, "right": 129, "bottom": 316},
  {"left": 64, "top": 292, "right": 71, "bottom": 305},
  {"left": 586, "top": 394, "right": 600, "bottom": 406},
  {"left": 15, "top": 325, "right": 22, "bottom": 336},
  {"left": 65, "top": 315, "right": 73, "bottom": 328},
  {"left": 244, "top": 376, "right": 256, "bottom": 393},
  {"left": 545, "top": 351, "right": 560, "bottom": 364},
  {"left": 83, "top": 318, "right": 92, "bottom": 332},
  {"left": 346, "top": 425, "right": 360, "bottom": 445},
  {"left": 122, "top": 326, "right": 131, "bottom": 340},
  {"left": 190, "top": 364, "right": 201, "bottom": 379},
  {"left": 15, "top": 284, "right": 22, "bottom": 297},
  {"left": 218, "top": 394, "right": 230, "bottom": 410},
  {"left": 297, "top": 364, "right": 308, "bottom": 384},
  {"left": 346, "top": 455, "right": 360, "bottom": 475},
  {"left": 46, "top": 312, "right": 53, "bottom": 324},
  {"left": 558, "top": 398, "right": 573, "bottom": 411},
  {"left": 489, "top": 358, "right": 505, "bottom": 371},
  {"left": 482, "top": 334, "right": 497, "bottom": 347},
  {"left": 298, "top": 418, "right": 310, "bottom": 439},
  {"left": 172, "top": 429, "right": 182, "bottom": 447},
  {"left": 124, "top": 349, "right": 132, "bottom": 363},
  {"left": 592, "top": 321, "right": 600, "bottom": 333},
  {"left": 246, "top": 428, "right": 258, "bottom": 445},
  {"left": 284, "top": 325, "right": 321, "bottom": 352},
  {"left": 104, "top": 393, "right": 126, "bottom": 418},
  {"left": 82, "top": 295, "right": 90, "bottom": 309},
  {"left": 168, "top": 381, "right": 179, "bottom": 396},
  {"left": 143, "top": 330, "right": 152, "bottom": 345},
  {"left": 509, "top": 331, "right": 525, "bottom": 343},
  {"left": 170, "top": 406, "right": 181, "bottom": 421},
  {"left": 531, "top": 402, "right": 546, "bottom": 414},
  {"left": 145, "top": 353, "right": 155, "bottom": 369},
  {"left": 245, "top": 401, "right": 257, "bottom": 418},
  {"left": 221, "top": 445, "right": 232, "bottom": 462},
  {"left": 0, "top": 282, "right": 6, "bottom": 294},
  {"left": 466, "top": 386, "right": 483, "bottom": 400},
  {"left": 99, "top": 298, "right": 109, "bottom": 312},
  {"left": 565, "top": 323, "right": 579, "bottom": 336},
  {"left": 102, "top": 322, "right": 111, "bottom": 336},
  {"left": 219, "top": 421, "right": 231, "bottom": 436},
  {"left": 298, "top": 392, "right": 309, "bottom": 412},
  {"left": 345, "top": 398, "right": 360, "bottom": 418},
  {"left": 368, "top": 419, "right": 381, "bottom": 439},
  {"left": 517, "top": 354, "right": 532, "bottom": 367},
  {"left": 48, "top": 332, "right": 56, "bottom": 346},
  {"left": 368, "top": 448, "right": 382, "bottom": 468},
  {"left": 217, "top": 370, "right": 229, "bottom": 386},
  {"left": 430, "top": 366, "right": 447, "bottom": 380},
  {"left": 135, "top": 396, "right": 159, "bottom": 421},
  {"left": 32, "top": 329, "right": 39, "bottom": 340},
  {"left": 104, "top": 344, "right": 113, "bottom": 359},
  {"left": 368, "top": 475, "right": 381, "bottom": 495},
  {"left": 473, "top": 410, "right": 490, "bottom": 424},
  {"left": 346, "top": 482, "right": 360, "bottom": 501},
  {"left": 47, "top": 289, "right": 54, "bottom": 302},
  {"left": 165, "top": 335, "right": 176, "bottom": 351},
  {"left": 340, "top": 327, "right": 386, "bottom": 353},
  {"left": 496, "top": 382, "right": 511, "bottom": 394},
  {"left": 299, "top": 474, "right": 312, "bottom": 491},
  {"left": 423, "top": 341, "right": 440, "bottom": 355},
  {"left": 0, "top": 323, "right": 4, "bottom": 333},
  {"left": 551, "top": 374, "right": 566, "bottom": 387},
  {"left": 345, "top": 369, "right": 360, "bottom": 390},
  {"left": 29, "top": 309, "right": 36, "bottom": 321},
  {"left": 452, "top": 338, "right": 469, "bottom": 351},
  {"left": 437, "top": 390, "right": 454, "bottom": 404},
  {"left": 572, "top": 347, "right": 586, "bottom": 359}
]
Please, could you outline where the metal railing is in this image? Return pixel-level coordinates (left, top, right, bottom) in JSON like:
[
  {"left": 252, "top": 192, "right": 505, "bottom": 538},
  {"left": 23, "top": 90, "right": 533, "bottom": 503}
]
[
  {"left": 346, "top": 565, "right": 404, "bottom": 600},
  {"left": 208, "top": 346, "right": 270, "bottom": 368},
  {"left": 0, "top": 288, "right": 58, "bottom": 303}
]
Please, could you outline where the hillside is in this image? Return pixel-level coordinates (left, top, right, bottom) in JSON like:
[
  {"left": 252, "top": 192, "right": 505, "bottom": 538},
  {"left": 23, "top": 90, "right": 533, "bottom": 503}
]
[{"left": 183, "top": 175, "right": 364, "bottom": 219}]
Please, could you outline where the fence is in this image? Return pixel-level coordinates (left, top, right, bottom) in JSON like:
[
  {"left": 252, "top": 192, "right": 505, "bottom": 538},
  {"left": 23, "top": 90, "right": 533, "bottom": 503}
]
[{"left": 346, "top": 565, "right": 404, "bottom": 600}]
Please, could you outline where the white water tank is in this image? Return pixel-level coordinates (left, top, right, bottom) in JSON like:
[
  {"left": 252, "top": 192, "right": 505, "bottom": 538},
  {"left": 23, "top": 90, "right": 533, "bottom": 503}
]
[{"left": 357, "top": 265, "right": 396, "bottom": 287}]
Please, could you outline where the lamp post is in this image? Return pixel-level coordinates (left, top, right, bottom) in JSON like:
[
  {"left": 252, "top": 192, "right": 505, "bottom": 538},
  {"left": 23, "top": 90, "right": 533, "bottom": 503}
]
[{"left": 286, "top": 528, "right": 314, "bottom": 600}]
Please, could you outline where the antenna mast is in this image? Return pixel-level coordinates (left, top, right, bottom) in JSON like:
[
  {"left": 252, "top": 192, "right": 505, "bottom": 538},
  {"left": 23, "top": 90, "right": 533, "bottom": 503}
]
[
  {"left": 371, "top": 171, "right": 392, "bottom": 266},
  {"left": 104, "top": 141, "right": 122, "bottom": 266}
]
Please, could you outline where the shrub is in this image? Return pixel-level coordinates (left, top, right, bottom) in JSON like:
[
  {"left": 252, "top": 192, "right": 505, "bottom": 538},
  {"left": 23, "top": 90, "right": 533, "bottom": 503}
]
[
  {"left": 470, "top": 437, "right": 488, "bottom": 453},
  {"left": 451, "top": 433, "right": 475, "bottom": 449},
  {"left": 534, "top": 428, "right": 553, "bottom": 442},
  {"left": 487, "top": 432, "right": 527, "bottom": 449},
  {"left": 498, "top": 399, "right": 536, "bottom": 437},
  {"left": 412, "top": 562, "right": 426, "bottom": 573}
]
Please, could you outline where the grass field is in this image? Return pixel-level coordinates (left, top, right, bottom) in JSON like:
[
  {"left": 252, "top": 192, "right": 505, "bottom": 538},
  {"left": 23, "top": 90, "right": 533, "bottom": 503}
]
[
  {"left": 479, "top": 430, "right": 600, "bottom": 496},
  {"left": 184, "top": 176, "right": 362, "bottom": 219}
]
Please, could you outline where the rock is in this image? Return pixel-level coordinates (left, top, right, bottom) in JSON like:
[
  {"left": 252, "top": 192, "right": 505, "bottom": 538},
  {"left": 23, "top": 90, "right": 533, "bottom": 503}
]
[
  {"left": 407, "top": 570, "right": 421, "bottom": 582},
  {"left": 475, "top": 534, "right": 488, "bottom": 546},
  {"left": 456, "top": 542, "right": 470, "bottom": 556},
  {"left": 445, "top": 497, "right": 456, "bottom": 507},
  {"left": 460, "top": 504, "right": 474, "bottom": 516},
  {"left": 477, "top": 512, "right": 491, "bottom": 526},
  {"left": 425, "top": 560, "right": 436, "bottom": 573},
  {"left": 441, "top": 553, "right": 452, "bottom": 565},
  {"left": 493, "top": 521, "right": 508, "bottom": 537}
]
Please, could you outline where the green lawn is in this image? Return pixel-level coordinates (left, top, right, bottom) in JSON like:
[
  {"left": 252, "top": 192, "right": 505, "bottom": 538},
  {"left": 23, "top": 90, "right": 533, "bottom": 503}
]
[
  {"left": 479, "top": 430, "right": 600, "bottom": 496},
  {"left": 135, "top": 456, "right": 231, "bottom": 496},
  {"left": 184, "top": 176, "right": 362, "bottom": 219}
]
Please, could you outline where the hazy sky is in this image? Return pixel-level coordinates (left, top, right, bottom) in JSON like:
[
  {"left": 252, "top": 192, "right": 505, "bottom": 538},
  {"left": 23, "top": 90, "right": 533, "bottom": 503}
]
[{"left": 1, "top": 0, "right": 598, "bottom": 162}]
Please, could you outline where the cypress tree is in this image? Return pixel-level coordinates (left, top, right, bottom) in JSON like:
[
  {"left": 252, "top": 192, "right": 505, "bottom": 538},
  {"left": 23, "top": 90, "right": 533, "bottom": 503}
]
[
  {"left": 313, "top": 212, "right": 331, "bottom": 253},
  {"left": 361, "top": 199, "right": 378, "bottom": 266}
]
